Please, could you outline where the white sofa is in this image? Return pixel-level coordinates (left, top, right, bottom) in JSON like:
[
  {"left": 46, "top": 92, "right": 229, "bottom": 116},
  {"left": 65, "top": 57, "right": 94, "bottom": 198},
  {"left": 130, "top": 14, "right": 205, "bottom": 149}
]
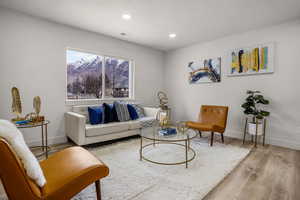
[{"left": 65, "top": 105, "right": 159, "bottom": 145}]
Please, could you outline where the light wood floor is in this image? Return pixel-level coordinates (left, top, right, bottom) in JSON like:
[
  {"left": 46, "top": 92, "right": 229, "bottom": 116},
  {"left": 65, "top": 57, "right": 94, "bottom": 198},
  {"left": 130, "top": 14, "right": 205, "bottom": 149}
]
[
  {"left": 203, "top": 137, "right": 300, "bottom": 200},
  {"left": 1, "top": 136, "right": 299, "bottom": 200}
]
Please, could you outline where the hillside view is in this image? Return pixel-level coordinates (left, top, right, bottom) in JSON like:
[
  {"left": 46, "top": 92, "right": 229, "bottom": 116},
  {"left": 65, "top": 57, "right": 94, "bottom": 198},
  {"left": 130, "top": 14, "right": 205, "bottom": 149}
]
[{"left": 67, "top": 50, "right": 129, "bottom": 99}]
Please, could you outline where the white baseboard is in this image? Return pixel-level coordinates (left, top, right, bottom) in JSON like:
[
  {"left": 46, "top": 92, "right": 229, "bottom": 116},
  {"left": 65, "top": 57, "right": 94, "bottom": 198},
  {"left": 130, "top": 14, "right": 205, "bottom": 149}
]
[
  {"left": 26, "top": 135, "right": 67, "bottom": 147},
  {"left": 226, "top": 129, "right": 300, "bottom": 150},
  {"left": 267, "top": 137, "right": 300, "bottom": 150},
  {"left": 25, "top": 130, "right": 300, "bottom": 150}
]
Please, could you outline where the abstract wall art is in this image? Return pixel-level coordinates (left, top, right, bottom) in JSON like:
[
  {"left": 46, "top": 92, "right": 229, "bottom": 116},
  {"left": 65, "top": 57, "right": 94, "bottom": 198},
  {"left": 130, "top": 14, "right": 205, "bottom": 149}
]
[
  {"left": 228, "top": 43, "right": 274, "bottom": 76},
  {"left": 188, "top": 57, "right": 221, "bottom": 84}
]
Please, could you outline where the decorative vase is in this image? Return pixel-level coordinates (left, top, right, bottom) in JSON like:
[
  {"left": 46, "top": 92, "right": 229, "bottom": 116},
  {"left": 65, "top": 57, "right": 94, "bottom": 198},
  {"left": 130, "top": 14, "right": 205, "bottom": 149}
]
[
  {"left": 247, "top": 122, "right": 263, "bottom": 135},
  {"left": 156, "top": 109, "right": 171, "bottom": 129},
  {"left": 176, "top": 121, "right": 188, "bottom": 134}
]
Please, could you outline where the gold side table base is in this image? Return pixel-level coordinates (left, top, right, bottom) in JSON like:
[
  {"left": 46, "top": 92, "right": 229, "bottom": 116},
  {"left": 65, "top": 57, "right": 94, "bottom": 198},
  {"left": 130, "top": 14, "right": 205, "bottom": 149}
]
[{"left": 30, "top": 146, "right": 51, "bottom": 158}]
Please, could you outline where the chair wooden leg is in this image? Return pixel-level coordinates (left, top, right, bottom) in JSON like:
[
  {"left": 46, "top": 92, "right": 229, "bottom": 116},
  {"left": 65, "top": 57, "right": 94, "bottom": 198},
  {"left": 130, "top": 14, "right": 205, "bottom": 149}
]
[
  {"left": 198, "top": 131, "right": 202, "bottom": 138},
  {"left": 221, "top": 133, "right": 224, "bottom": 143},
  {"left": 210, "top": 132, "right": 214, "bottom": 146},
  {"left": 95, "top": 180, "right": 101, "bottom": 200}
]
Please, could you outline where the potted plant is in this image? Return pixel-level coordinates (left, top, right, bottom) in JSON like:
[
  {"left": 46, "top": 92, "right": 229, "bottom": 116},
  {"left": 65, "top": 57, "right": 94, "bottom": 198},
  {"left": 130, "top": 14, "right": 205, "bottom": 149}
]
[{"left": 241, "top": 90, "right": 270, "bottom": 135}]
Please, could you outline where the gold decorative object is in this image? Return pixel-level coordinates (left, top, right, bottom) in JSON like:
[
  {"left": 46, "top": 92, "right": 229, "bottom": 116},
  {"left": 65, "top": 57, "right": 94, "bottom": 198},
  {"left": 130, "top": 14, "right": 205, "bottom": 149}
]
[
  {"left": 11, "top": 87, "right": 23, "bottom": 121},
  {"left": 156, "top": 91, "right": 171, "bottom": 128},
  {"left": 25, "top": 112, "right": 38, "bottom": 122},
  {"left": 176, "top": 121, "right": 189, "bottom": 133},
  {"left": 157, "top": 91, "right": 169, "bottom": 110},
  {"left": 33, "top": 96, "right": 41, "bottom": 116},
  {"left": 156, "top": 109, "right": 171, "bottom": 129},
  {"left": 31, "top": 96, "right": 44, "bottom": 122}
]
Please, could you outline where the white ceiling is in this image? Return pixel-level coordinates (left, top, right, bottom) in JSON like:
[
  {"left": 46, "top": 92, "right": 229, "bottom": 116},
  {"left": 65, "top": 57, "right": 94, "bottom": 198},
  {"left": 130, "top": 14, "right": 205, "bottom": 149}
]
[{"left": 1, "top": 0, "right": 300, "bottom": 51}]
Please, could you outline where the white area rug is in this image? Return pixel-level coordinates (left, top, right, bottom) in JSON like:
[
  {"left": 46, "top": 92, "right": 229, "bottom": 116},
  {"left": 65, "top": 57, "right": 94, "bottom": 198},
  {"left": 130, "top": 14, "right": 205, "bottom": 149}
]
[{"left": 72, "top": 138, "right": 251, "bottom": 200}]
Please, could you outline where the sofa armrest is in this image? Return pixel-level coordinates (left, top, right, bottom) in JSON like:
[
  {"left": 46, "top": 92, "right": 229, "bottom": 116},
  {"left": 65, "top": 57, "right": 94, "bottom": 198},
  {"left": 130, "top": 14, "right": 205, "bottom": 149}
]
[
  {"left": 65, "top": 112, "right": 86, "bottom": 145},
  {"left": 143, "top": 107, "right": 159, "bottom": 118}
]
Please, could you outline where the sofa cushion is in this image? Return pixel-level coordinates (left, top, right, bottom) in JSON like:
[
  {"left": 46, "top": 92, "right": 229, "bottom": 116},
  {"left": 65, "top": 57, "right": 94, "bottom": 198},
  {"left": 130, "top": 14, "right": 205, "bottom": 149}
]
[
  {"left": 110, "top": 104, "right": 119, "bottom": 122},
  {"left": 133, "top": 104, "right": 145, "bottom": 118},
  {"left": 88, "top": 106, "right": 103, "bottom": 125},
  {"left": 73, "top": 105, "right": 99, "bottom": 123},
  {"left": 114, "top": 101, "right": 131, "bottom": 122},
  {"left": 138, "top": 117, "right": 157, "bottom": 128},
  {"left": 102, "top": 103, "right": 119, "bottom": 123},
  {"left": 128, "top": 120, "right": 141, "bottom": 130},
  {"left": 86, "top": 122, "right": 130, "bottom": 137},
  {"left": 127, "top": 104, "right": 139, "bottom": 120}
]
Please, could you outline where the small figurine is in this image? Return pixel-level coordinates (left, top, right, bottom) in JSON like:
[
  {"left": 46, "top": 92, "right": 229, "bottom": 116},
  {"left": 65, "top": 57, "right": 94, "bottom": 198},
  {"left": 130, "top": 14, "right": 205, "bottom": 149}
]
[
  {"left": 11, "top": 87, "right": 23, "bottom": 121},
  {"left": 157, "top": 91, "right": 169, "bottom": 110}
]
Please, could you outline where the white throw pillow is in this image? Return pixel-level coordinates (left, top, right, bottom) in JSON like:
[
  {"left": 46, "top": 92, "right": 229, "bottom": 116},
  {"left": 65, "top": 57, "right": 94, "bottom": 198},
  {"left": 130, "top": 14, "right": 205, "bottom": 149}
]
[{"left": 0, "top": 120, "right": 46, "bottom": 187}]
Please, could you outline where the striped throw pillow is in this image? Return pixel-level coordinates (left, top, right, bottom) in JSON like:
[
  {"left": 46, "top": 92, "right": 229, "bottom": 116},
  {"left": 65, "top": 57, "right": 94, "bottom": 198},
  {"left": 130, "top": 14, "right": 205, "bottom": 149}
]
[
  {"left": 132, "top": 104, "right": 145, "bottom": 118},
  {"left": 114, "top": 101, "right": 131, "bottom": 122}
]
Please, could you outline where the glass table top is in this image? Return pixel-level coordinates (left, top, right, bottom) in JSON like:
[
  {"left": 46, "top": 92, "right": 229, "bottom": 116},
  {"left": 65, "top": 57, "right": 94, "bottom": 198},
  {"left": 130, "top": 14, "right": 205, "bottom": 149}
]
[
  {"left": 15, "top": 120, "right": 50, "bottom": 129},
  {"left": 141, "top": 126, "right": 197, "bottom": 142}
]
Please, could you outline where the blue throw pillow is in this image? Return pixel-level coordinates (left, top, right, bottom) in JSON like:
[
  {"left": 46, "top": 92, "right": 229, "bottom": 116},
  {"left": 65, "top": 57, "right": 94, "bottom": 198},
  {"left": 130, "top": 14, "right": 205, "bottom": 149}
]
[
  {"left": 110, "top": 103, "right": 119, "bottom": 122},
  {"left": 102, "top": 103, "right": 113, "bottom": 123},
  {"left": 88, "top": 106, "right": 103, "bottom": 125},
  {"left": 127, "top": 104, "right": 139, "bottom": 120},
  {"left": 102, "top": 103, "right": 119, "bottom": 123}
]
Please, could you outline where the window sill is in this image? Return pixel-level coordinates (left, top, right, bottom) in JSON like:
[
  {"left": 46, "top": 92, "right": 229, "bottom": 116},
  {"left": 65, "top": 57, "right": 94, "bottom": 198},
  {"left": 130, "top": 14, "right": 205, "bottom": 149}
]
[{"left": 65, "top": 98, "right": 136, "bottom": 106}]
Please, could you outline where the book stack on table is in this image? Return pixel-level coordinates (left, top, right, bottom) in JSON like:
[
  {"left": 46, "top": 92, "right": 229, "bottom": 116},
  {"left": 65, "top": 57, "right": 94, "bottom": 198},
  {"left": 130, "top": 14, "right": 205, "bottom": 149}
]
[
  {"left": 14, "top": 120, "right": 30, "bottom": 125},
  {"left": 158, "top": 128, "right": 177, "bottom": 136}
]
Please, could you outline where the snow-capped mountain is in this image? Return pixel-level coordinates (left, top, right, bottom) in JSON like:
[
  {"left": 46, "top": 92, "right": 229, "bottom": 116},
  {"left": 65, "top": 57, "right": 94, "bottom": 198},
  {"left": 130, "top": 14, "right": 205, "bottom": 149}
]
[
  {"left": 67, "top": 56, "right": 102, "bottom": 77},
  {"left": 67, "top": 56, "right": 129, "bottom": 88}
]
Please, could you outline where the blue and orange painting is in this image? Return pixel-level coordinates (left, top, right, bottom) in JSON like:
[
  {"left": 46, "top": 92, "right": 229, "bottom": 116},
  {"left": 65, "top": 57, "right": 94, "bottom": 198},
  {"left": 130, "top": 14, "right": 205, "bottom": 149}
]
[{"left": 188, "top": 57, "right": 221, "bottom": 84}]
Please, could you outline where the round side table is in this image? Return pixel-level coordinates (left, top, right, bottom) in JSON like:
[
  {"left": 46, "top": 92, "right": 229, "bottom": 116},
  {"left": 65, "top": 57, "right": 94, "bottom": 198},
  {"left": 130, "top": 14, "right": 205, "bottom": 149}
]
[{"left": 16, "top": 120, "right": 50, "bottom": 158}]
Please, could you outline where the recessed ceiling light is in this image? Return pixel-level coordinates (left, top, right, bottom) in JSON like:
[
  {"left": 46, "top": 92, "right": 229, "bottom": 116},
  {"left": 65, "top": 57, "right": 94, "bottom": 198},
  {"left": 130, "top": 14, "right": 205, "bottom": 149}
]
[
  {"left": 169, "top": 33, "right": 176, "bottom": 39},
  {"left": 122, "top": 14, "right": 131, "bottom": 20}
]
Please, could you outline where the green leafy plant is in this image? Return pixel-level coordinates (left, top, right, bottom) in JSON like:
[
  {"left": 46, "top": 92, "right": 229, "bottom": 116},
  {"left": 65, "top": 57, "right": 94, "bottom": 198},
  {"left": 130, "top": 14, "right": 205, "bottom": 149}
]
[{"left": 241, "top": 90, "right": 270, "bottom": 120}]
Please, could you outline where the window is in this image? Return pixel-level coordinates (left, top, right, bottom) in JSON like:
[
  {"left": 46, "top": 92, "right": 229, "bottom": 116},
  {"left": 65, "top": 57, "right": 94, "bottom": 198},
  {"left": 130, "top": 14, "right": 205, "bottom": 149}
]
[{"left": 66, "top": 49, "right": 132, "bottom": 100}]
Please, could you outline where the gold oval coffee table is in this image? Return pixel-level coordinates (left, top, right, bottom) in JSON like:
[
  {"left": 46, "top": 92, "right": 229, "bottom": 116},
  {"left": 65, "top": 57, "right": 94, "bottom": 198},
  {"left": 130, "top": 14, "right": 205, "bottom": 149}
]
[{"left": 139, "top": 126, "right": 197, "bottom": 168}]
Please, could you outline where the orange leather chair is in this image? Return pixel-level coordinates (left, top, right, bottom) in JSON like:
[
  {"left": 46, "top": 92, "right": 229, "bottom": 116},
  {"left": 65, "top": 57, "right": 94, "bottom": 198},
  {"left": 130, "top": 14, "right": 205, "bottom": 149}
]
[
  {"left": 0, "top": 137, "right": 109, "bottom": 200},
  {"left": 186, "top": 105, "right": 229, "bottom": 146}
]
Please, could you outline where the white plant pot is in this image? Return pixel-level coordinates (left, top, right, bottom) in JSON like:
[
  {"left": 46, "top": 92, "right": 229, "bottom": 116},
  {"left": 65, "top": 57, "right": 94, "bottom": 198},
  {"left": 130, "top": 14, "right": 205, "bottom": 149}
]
[{"left": 247, "top": 122, "right": 263, "bottom": 135}]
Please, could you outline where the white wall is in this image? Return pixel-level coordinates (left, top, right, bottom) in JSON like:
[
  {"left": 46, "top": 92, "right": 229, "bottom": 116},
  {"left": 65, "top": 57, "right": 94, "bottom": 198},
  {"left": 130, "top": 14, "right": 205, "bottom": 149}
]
[
  {"left": 164, "top": 20, "right": 300, "bottom": 150},
  {"left": 0, "top": 8, "right": 165, "bottom": 145}
]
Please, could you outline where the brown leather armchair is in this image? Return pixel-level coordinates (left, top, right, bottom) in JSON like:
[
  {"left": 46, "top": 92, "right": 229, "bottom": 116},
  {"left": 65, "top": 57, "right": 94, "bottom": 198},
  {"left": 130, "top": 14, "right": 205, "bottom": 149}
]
[
  {"left": 186, "top": 105, "right": 229, "bottom": 146},
  {"left": 0, "top": 138, "right": 109, "bottom": 200}
]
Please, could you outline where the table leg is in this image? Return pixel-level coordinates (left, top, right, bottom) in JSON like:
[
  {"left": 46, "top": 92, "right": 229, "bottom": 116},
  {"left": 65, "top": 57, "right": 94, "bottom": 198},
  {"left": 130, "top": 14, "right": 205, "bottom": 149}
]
[
  {"left": 152, "top": 128, "right": 155, "bottom": 147},
  {"left": 140, "top": 136, "right": 142, "bottom": 161},
  {"left": 263, "top": 118, "right": 266, "bottom": 146},
  {"left": 185, "top": 140, "right": 188, "bottom": 168},
  {"left": 255, "top": 120, "right": 258, "bottom": 148},
  {"left": 45, "top": 124, "right": 48, "bottom": 158},
  {"left": 41, "top": 125, "right": 44, "bottom": 151}
]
